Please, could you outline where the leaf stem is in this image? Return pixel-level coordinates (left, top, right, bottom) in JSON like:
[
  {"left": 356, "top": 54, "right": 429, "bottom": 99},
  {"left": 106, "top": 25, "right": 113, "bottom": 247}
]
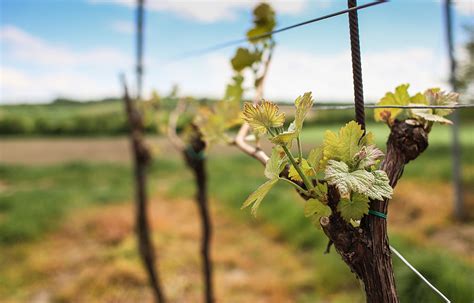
[
  {"left": 281, "top": 145, "right": 314, "bottom": 191},
  {"left": 279, "top": 177, "right": 308, "bottom": 194},
  {"left": 297, "top": 136, "right": 303, "bottom": 160}
]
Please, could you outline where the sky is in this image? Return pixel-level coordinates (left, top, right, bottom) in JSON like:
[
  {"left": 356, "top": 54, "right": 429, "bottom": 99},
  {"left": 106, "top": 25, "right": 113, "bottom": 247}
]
[{"left": 1, "top": 0, "right": 473, "bottom": 104}]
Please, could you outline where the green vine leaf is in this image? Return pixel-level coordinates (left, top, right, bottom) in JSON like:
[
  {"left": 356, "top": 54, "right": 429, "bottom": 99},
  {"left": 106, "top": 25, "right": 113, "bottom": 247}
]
[
  {"left": 325, "top": 160, "right": 375, "bottom": 197},
  {"left": 224, "top": 74, "right": 244, "bottom": 103},
  {"left": 314, "top": 182, "right": 328, "bottom": 201},
  {"left": 242, "top": 179, "right": 278, "bottom": 217},
  {"left": 195, "top": 96, "right": 242, "bottom": 145},
  {"left": 231, "top": 47, "right": 261, "bottom": 72},
  {"left": 307, "top": 147, "right": 323, "bottom": 172},
  {"left": 365, "top": 170, "right": 393, "bottom": 200},
  {"left": 293, "top": 92, "right": 314, "bottom": 134},
  {"left": 288, "top": 158, "right": 314, "bottom": 182},
  {"left": 242, "top": 101, "right": 285, "bottom": 135},
  {"left": 270, "top": 92, "right": 314, "bottom": 147},
  {"left": 322, "top": 121, "right": 373, "bottom": 168},
  {"left": 269, "top": 126, "right": 297, "bottom": 146},
  {"left": 374, "top": 84, "right": 410, "bottom": 122},
  {"left": 264, "top": 147, "right": 286, "bottom": 179},
  {"left": 374, "top": 84, "right": 427, "bottom": 123},
  {"left": 304, "top": 199, "right": 332, "bottom": 229},
  {"left": 337, "top": 193, "right": 369, "bottom": 222},
  {"left": 247, "top": 3, "right": 276, "bottom": 42}
]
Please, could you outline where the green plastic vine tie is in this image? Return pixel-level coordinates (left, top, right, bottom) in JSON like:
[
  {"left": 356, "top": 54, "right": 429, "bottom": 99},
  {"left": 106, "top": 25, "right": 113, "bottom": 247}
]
[
  {"left": 368, "top": 210, "right": 387, "bottom": 219},
  {"left": 186, "top": 146, "right": 206, "bottom": 160}
]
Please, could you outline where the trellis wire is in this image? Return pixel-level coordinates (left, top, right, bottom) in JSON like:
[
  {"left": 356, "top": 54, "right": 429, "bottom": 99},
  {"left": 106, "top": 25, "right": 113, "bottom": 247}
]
[
  {"left": 159, "top": 1, "right": 465, "bottom": 300},
  {"left": 348, "top": 0, "right": 366, "bottom": 131},
  {"left": 305, "top": 103, "right": 474, "bottom": 110},
  {"left": 390, "top": 246, "right": 451, "bottom": 303},
  {"left": 342, "top": 2, "right": 449, "bottom": 302},
  {"left": 171, "top": 0, "right": 386, "bottom": 61}
]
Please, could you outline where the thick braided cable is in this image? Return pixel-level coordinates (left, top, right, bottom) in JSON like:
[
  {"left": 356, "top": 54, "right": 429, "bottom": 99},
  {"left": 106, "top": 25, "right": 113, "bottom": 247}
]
[{"left": 348, "top": 0, "right": 366, "bottom": 131}]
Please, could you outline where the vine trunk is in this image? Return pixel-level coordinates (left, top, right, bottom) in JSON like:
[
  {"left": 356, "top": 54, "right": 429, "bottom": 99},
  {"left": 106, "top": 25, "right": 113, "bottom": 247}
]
[
  {"left": 183, "top": 126, "right": 214, "bottom": 303},
  {"left": 122, "top": 78, "right": 166, "bottom": 303},
  {"left": 321, "top": 120, "right": 429, "bottom": 303}
]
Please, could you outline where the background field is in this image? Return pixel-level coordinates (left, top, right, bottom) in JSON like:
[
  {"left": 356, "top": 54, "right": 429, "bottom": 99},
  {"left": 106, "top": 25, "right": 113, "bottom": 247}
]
[{"left": 0, "top": 100, "right": 473, "bottom": 302}]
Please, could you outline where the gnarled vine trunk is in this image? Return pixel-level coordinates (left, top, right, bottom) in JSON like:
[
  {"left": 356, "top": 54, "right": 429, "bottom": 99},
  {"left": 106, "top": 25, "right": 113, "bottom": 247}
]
[
  {"left": 321, "top": 120, "right": 429, "bottom": 303},
  {"left": 122, "top": 77, "right": 166, "bottom": 303},
  {"left": 183, "top": 125, "right": 214, "bottom": 303}
]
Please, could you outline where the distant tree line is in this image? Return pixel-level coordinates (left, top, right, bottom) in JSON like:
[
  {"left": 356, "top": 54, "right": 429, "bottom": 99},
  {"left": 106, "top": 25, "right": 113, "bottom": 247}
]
[{"left": 1, "top": 97, "right": 472, "bottom": 136}]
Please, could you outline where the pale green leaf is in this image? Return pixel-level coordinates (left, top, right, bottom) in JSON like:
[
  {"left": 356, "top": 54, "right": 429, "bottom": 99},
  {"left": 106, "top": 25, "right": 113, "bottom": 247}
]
[
  {"left": 339, "top": 121, "right": 367, "bottom": 161},
  {"left": 224, "top": 74, "right": 244, "bottom": 103},
  {"left": 242, "top": 101, "right": 285, "bottom": 135},
  {"left": 307, "top": 147, "right": 323, "bottom": 172},
  {"left": 253, "top": 3, "right": 276, "bottom": 28},
  {"left": 322, "top": 121, "right": 369, "bottom": 166},
  {"left": 374, "top": 84, "right": 410, "bottom": 122},
  {"left": 293, "top": 92, "right": 314, "bottom": 134},
  {"left": 410, "top": 88, "right": 459, "bottom": 124},
  {"left": 242, "top": 179, "right": 278, "bottom": 217},
  {"left": 325, "top": 160, "right": 375, "bottom": 197},
  {"left": 247, "top": 26, "right": 269, "bottom": 42},
  {"left": 337, "top": 193, "right": 369, "bottom": 222},
  {"left": 365, "top": 170, "right": 393, "bottom": 200},
  {"left": 231, "top": 47, "right": 260, "bottom": 72},
  {"left": 246, "top": 3, "right": 276, "bottom": 43},
  {"left": 288, "top": 158, "right": 315, "bottom": 182},
  {"left": 409, "top": 108, "right": 454, "bottom": 124},
  {"left": 314, "top": 182, "right": 328, "bottom": 201},
  {"left": 410, "top": 92, "right": 428, "bottom": 105},
  {"left": 194, "top": 108, "right": 231, "bottom": 145},
  {"left": 425, "top": 88, "right": 459, "bottom": 117},
  {"left": 264, "top": 147, "right": 286, "bottom": 179},
  {"left": 305, "top": 199, "right": 332, "bottom": 229},
  {"left": 269, "top": 130, "right": 297, "bottom": 146}
]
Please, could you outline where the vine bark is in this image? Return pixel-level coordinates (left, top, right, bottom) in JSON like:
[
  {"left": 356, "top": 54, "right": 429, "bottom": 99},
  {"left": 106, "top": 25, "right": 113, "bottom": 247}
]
[
  {"left": 182, "top": 125, "right": 214, "bottom": 303},
  {"left": 321, "top": 120, "right": 429, "bottom": 303},
  {"left": 121, "top": 76, "right": 166, "bottom": 303}
]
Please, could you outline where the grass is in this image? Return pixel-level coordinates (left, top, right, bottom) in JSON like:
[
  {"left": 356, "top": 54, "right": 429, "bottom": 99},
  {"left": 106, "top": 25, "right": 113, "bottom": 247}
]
[
  {"left": 301, "top": 123, "right": 474, "bottom": 183},
  {"left": 0, "top": 122, "right": 472, "bottom": 301},
  {"left": 0, "top": 163, "right": 133, "bottom": 243}
]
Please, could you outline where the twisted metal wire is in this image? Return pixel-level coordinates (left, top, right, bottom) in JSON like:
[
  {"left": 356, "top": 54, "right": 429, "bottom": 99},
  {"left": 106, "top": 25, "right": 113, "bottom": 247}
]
[
  {"left": 348, "top": 0, "right": 366, "bottom": 131},
  {"left": 170, "top": 1, "right": 385, "bottom": 61}
]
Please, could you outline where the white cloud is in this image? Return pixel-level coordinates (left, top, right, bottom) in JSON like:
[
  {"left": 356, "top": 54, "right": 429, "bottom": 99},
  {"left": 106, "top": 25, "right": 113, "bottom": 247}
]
[
  {"left": 0, "top": 26, "right": 132, "bottom": 103},
  {"left": 88, "top": 0, "right": 314, "bottom": 23},
  {"left": 269, "top": 47, "right": 448, "bottom": 101},
  {"left": 151, "top": 47, "right": 448, "bottom": 103},
  {"left": 110, "top": 20, "right": 134, "bottom": 34},
  {"left": 0, "top": 25, "right": 450, "bottom": 104},
  {"left": 0, "top": 66, "right": 119, "bottom": 102},
  {"left": 0, "top": 25, "right": 129, "bottom": 67},
  {"left": 454, "top": 0, "right": 474, "bottom": 16}
]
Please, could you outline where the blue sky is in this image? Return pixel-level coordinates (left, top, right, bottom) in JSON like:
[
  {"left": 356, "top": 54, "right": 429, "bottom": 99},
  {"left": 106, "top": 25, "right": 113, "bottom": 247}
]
[{"left": 1, "top": 0, "right": 473, "bottom": 103}]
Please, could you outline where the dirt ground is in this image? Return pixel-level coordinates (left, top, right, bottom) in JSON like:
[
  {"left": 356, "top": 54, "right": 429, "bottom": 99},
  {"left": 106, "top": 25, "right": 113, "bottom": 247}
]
[
  {"left": 1, "top": 195, "right": 315, "bottom": 303},
  {"left": 0, "top": 137, "right": 243, "bottom": 165},
  {"left": 0, "top": 137, "right": 139, "bottom": 164},
  {"left": 389, "top": 182, "right": 474, "bottom": 262}
]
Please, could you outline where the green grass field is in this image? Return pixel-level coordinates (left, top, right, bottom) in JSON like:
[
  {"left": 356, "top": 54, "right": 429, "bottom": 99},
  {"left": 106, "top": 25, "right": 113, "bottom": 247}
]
[
  {"left": 1, "top": 148, "right": 473, "bottom": 301},
  {"left": 1, "top": 100, "right": 473, "bottom": 301}
]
